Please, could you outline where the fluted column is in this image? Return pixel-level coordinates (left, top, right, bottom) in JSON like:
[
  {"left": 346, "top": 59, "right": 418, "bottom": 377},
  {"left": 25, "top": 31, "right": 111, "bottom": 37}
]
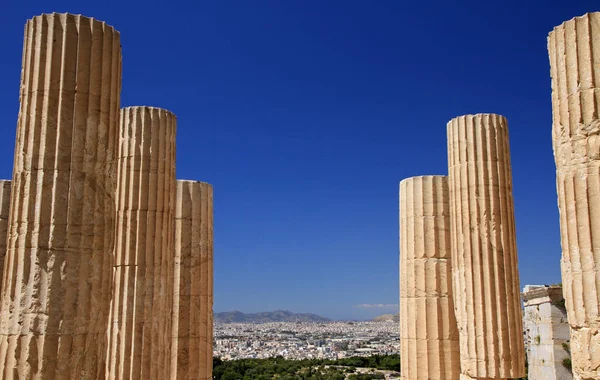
[
  {"left": 399, "top": 176, "right": 460, "bottom": 380},
  {"left": 0, "top": 13, "right": 121, "bottom": 380},
  {"left": 171, "top": 180, "right": 213, "bottom": 380},
  {"left": 0, "top": 181, "right": 11, "bottom": 288},
  {"left": 548, "top": 12, "right": 600, "bottom": 380},
  {"left": 107, "top": 107, "right": 176, "bottom": 380},
  {"left": 447, "top": 114, "right": 525, "bottom": 379}
]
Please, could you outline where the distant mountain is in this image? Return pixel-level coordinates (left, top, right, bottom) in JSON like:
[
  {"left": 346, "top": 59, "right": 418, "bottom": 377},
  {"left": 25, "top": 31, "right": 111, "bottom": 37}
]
[
  {"left": 215, "top": 310, "right": 330, "bottom": 323},
  {"left": 372, "top": 313, "right": 399, "bottom": 322}
]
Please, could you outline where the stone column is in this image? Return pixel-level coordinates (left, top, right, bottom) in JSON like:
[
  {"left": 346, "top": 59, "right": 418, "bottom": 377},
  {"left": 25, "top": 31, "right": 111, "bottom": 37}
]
[
  {"left": 522, "top": 285, "right": 572, "bottom": 380},
  {"left": 447, "top": 114, "right": 525, "bottom": 379},
  {"left": 0, "top": 13, "right": 121, "bottom": 380},
  {"left": 548, "top": 12, "right": 600, "bottom": 380},
  {"left": 171, "top": 180, "right": 214, "bottom": 380},
  {"left": 0, "top": 181, "right": 11, "bottom": 288},
  {"left": 399, "top": 175, "right": 460, "bottom": 380},
  {"left": 107, "top": 107, "right": 176, "bottom": 380}
]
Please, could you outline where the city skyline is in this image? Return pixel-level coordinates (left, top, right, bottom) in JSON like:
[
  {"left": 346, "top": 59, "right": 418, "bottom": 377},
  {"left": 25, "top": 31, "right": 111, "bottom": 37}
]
[{"left": 0, "top": 0, "right": 596, "bottom": 321}]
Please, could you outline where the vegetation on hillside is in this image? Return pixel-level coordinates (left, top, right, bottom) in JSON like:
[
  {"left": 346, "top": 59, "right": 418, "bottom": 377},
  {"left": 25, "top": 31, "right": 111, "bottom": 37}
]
[{"left": 213, "top": 354, "right": 400, "bottom": 380}]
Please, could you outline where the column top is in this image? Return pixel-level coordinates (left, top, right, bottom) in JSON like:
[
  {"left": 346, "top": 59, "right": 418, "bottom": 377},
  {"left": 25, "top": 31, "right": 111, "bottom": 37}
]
[
  {"left": 399, "top": 175, "right": 447, "bottom": 187},
  {"left": 177, "top": 179, "right": 212, "bottom": 187},
  {"left": 121, "top": 106, "right": 177, "bottom": 118},
  {"left": 548, "top": 12, "right": 600, "bottom": 38},
  {"left": 28, "top": 13, "right": 119, "bottom": 33},
  {"left": 447, "top": 113, "right": 507, "bottom": 123}
]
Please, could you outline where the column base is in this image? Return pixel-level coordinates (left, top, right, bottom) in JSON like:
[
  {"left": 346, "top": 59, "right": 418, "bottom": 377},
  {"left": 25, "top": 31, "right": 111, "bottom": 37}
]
[{"left": 571, "top": 326, "right": 600, "bottom": 380}]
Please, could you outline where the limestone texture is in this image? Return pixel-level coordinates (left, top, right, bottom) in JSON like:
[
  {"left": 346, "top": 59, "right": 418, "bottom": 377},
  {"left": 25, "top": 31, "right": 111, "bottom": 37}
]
[
  {"left": 522, "top": 285, "right": 572, "bottom": 380},
  {"left": 548, "top": 12, "right": 600, "bottom": 380},
  {"left": 0, "top": 13, "right": 121, "bottom": 380},
  {"left": 171, "top": 180, "right": 214, "bottom": 380},
  {"left": 0, "top": 181, "right": 11, "bottom": 288},
  {"left": 399, "top": 176, "right": 460, "bottom": 380},
  {"left": 107, "top": 107, "right": 176, "bottom": 380},
  {"left": 447, "top": 114, "right": 525, "bottom": 379}
]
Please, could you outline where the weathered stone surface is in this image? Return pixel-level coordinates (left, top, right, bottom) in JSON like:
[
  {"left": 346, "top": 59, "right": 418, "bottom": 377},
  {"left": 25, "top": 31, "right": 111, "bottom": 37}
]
[
  {"left": 548, "top": 12, "right": 600, "bottom": 380},
  {"left": 0, "top": 181, "right": 11, "bottom": 288},
  {"left": 107, "top": 107, "right": 176, "bottom": 380},
  {"left": 447, "top": 114, "right": 525, "bottom": 379},
  {"left": 399, "top": 176, "right": 460, "bottom": 380},
  {"left": 0, "top": 13, "right": 121, "bottom": 380},
  {"left": 522, "top": 285, "right": 572, "bottom": 380},
  {"left": 171, "top": 180, "right": 214, "bottom": 380}
]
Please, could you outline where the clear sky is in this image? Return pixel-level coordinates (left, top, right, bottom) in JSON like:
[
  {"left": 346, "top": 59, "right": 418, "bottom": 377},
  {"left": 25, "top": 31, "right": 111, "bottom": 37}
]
[{"left": 0, "top": 0, "right": 597, "bottom": 320}]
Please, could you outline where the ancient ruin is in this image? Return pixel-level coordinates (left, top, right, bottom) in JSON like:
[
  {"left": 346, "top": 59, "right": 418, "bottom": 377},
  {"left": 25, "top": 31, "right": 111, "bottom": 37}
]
[
  {"left": 399, "top": 175, "right": 460, "bottom": 380},
  {"left": 0, "top": 12, "right": 216, "bottom": 380},
  {"left": 0, "top": 181, "right": 11, "bottom": 287},
  {"left": 522, "top": 285, "right": 572, "bottom": 380},
  {"left": 0, "top": 13, "right": 122, "bottom": 379},
  {"left": 2, "top": 6, "right": 596, "bottom": 380},
  {"left": 107, "top": 107, "right": 177, "bottom": 380},
  {"left": 447, "top": 114, "right": 525, "bottom": 379},
  {"left": 548, "top": 12, "right": 600, "bottom": 380},
  {"left": 171, "top": 180, "right": 214, "bottom": 380}
]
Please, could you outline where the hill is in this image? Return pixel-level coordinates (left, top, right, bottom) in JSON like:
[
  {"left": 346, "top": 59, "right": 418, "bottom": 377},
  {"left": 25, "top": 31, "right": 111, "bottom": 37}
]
[
  {"left": 372, "top": 313, "right": 399, "bottom": 322},
  {"left": 214, "top": 310, "right": 330, "bottom": 323}
]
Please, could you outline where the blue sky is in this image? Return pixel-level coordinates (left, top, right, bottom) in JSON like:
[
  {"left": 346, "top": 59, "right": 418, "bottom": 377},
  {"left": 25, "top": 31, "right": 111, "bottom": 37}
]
[{"left": 0, "top": 0, "right": 596, "bottom": 320}]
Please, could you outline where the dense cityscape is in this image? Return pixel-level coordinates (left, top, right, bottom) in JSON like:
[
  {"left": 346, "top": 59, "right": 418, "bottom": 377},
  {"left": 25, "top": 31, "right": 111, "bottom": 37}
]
[{"left": 214, "top": 321, "right": 399, "bottom": 361}]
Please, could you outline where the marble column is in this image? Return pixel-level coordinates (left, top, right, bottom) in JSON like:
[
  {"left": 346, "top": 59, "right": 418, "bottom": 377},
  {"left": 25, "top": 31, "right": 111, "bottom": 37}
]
[
  {"left": 0, "top": 181, "right": 11, "bottom": 288},
  {"left": 447, "top": 114, "right": 525, "bottom": 379},
  {"left": 548, "top": 12, "right": 600, "bottom": 380},
  {"left": 171, "top": 180, "right": 213, "bottom": 380},
  {"left": 107, "top": 107, "right": 176, "bottom": 380},
  {"left": 400, "top": 175, "right": 460, "bottom": 380},
  {"left": 0, "top": 13, "right": 121, "bottom": 379}
]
